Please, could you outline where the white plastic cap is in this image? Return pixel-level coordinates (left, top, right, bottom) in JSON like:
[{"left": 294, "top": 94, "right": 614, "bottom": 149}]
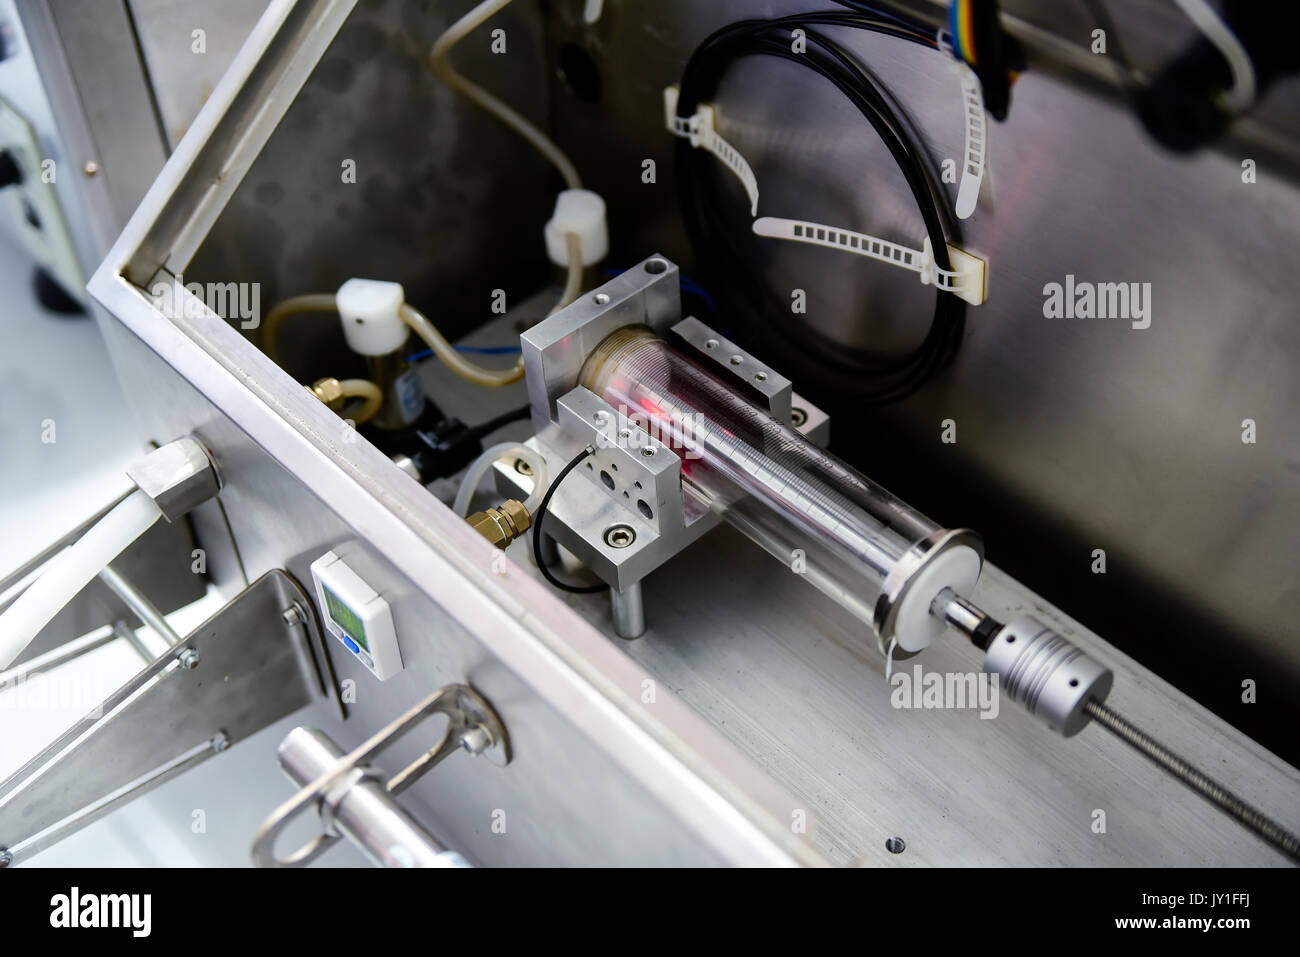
[
  {"left": 336, "top": 278, "right": 407, "bottom": 356},
  {"left": 544, "top": 189, "right": 608, "bottom": 268}
]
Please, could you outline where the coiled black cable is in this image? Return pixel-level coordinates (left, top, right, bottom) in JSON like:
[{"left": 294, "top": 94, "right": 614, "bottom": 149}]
[{"left": 676, "top": 11, "right": 965, "bottom": 404}]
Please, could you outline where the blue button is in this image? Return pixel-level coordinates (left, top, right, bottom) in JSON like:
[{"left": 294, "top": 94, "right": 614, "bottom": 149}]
[{"left": 342, "top": 635, "right": 360, "bottom": 655}]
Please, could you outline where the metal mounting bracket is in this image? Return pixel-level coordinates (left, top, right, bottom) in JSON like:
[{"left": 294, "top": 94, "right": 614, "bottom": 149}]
[{"left": 0, "top": 569, "right": 334, "bottom": 866}]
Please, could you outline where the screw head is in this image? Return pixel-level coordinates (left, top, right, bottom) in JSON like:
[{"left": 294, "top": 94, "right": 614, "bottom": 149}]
[
  {"left": 460, "top": 725, "right": 492, "bottom": 755},
  {"left": 83, "top": 161, "right": 100, "bottom": 177},
  {"left": 0, "top": 848, "right": 12, "bottom": 867},
  {"left": 604, "top": 524, "right": 635, "bottom": 548},
  {"left": 210, "top": 732, "right": 231, "bottom": 753},
  {"left": 513, "top": 458, "right": 533, "bottom": 476},
  {"left": 178, "top": 648, "right": 200, "bottom": 670},
  {"left": 281, "top": 604, "right": 303, "bottom": 627},
  {"left": 791, "top": 407, "right": 808, "bottom": 427}
]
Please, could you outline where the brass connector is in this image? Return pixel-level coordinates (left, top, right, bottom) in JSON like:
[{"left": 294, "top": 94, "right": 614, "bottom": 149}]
[
  {"left": 308, "top": 377, "right": 345, "bottom": 411},
  {"left": 466, "top": 499, "right": 532, "bottom": 548}
]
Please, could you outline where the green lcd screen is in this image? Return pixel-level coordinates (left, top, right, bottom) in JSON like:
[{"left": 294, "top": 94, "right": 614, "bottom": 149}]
[{"left": 322, "top": 585, "right": 369, "bottom": 651}]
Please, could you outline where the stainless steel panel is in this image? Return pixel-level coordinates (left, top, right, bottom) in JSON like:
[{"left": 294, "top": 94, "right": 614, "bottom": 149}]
[
  {"left": 429, "top": 313, "right": 1300, "bottom": 867},
  {"left": 75, "top": 0, "right": 1300, "bottom": 866},
  {"left": 81, "top": 1, "right": 824, "bottom": 861},
  {"left": 127, "top": 0, "right": 272, "bottom": 148},
  {"left": 28, "top": 0, "right": 170, "bottom": 239},
  {"left": 93, "top": 308, "right": 818, "bottom": 866},
  {"left": 612, "top": 541, "right": 1300, "bottom": 866},
  {"left": 545, "top": 0, "right": 1300, "bottom": 763}
]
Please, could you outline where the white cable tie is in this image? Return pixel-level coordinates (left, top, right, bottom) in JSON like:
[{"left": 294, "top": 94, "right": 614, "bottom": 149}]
[
  {"left": 664, "top": 86, "right": 760, "bottom": 216},
  {"left": 955, "top": 62, "right": 987, "bottom": 221},
  {"left": 753, "top": 216, "right": 987, "bottom": 306}
]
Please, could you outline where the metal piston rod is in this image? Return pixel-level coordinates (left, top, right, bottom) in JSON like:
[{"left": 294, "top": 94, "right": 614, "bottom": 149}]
[{"left": 933, "top": 589, "right": 1300, "bottom": 864}]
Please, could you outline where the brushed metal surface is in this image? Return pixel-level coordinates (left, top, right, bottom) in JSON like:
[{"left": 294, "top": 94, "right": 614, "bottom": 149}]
[
  {"left": 435, "top": 313, "right": 1300, "bottom": 867},
  {"left": 610, "top": 539, "right": 1300, "bottom": 866},
  {"left": 94, "top": 310, "right": 818, "bottom": 866},
  {"left": 545, "top": 0, "right": 1300, "bottom": 762},
  {"left": 28, "top": 0, "right": 171, "bottom": 239},
  {"left": 85, "top": 0, "right": 824, "bottom": 847},
  {"left": 127, "top": 0, "right": 272, "bottom": 148},
  {"left": 73, "top": 0, "right": 1300, "bottom": 866},
  {"left": 81, "top": 1, "right": 828, "bottom": 865}
]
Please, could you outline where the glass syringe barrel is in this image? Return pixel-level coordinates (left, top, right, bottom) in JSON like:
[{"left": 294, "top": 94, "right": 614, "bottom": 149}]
[{"left": 579, "top": 327, "right": 980, "bottom": 648}]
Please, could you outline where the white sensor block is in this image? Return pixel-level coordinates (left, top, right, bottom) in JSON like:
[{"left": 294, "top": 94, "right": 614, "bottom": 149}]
[{"left": 310, "top": 550, "right": 403, "bottom": 680}]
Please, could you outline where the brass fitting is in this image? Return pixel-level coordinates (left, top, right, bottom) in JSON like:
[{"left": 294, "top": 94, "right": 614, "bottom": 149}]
[
  {"left": 466, "top": 499, "right": 532, "bottom": 548},
  {"left": 308, "top": 377, "right": 345, "bottom": 411}
]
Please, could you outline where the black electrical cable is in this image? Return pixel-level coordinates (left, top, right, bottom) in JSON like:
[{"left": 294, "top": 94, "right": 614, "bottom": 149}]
[
  {"left": 830, "top": 0, "right": 930, "bottom": 30},
  {"left": 676, "top": 13, "right": 966, "bottom": 404},
  {"left": 532, "top": 445, "right": 609, "bottom": 594},
  {"left": 462, "top": 403, "right": 530, "bottom": 443},
  {"left": 679, "top": 19, "right": 960, "bottom": 399}
]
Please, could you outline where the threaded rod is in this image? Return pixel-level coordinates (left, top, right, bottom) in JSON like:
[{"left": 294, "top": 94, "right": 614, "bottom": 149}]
[{"left": 1084, "top": 699, "right": 1299, "bottom": 864}]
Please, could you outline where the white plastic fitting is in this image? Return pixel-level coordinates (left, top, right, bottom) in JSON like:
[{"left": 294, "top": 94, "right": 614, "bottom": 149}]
[
  {"left": 544, "top": 190, "right": 608, "bottom": 268},
  {"left": 336, "top": 279, "right": 409, "bottom": 356}
]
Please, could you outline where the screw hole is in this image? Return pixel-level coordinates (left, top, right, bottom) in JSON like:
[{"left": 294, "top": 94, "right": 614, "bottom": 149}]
[
  {"left": 1006, "top": 635, "right": 1016, "bottom": 643},
  {"left": 644, "top": 258, "right": 668, "bottom": 274},
  {"left": 600, "top": 470, "right": 614, "bottom": 490},
  {"left": 704, "top": 338, "right": 719, "bottom": 350},
  {"left": 641, "top": 447, "right": 654, "bottom": 457},
  {"left": 885, "top": 836, "right": 906, "bottom": 854},
  {"left": 593, "top": 293, "right": 610, "bottom": 305},
  {"left": 637, "top": 499, "right": 654, "bottom": 520},
  {"left": 754, "top": 372, "right": 768, "bottom": 383},
  {"left": 1069, "top": 678, "right": 1079, "bottom": 687},
  {"left": 728, "top": 355, "right": 743, "bottom": 366}
]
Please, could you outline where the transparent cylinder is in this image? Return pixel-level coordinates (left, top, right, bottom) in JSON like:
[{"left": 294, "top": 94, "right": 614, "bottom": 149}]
[{"left": 580, "top": 327, "right": 953, "bottom": 639}]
